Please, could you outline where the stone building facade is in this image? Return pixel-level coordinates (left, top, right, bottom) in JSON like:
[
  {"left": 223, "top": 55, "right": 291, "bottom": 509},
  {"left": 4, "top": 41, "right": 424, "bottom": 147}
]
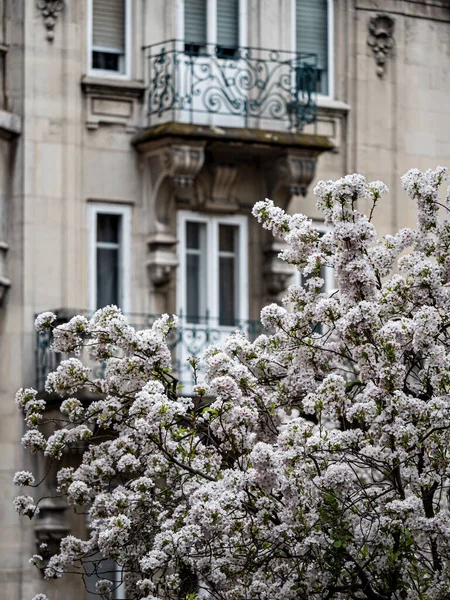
[{"left": 0, "top": 1, "right": 449, "bottom": 598}]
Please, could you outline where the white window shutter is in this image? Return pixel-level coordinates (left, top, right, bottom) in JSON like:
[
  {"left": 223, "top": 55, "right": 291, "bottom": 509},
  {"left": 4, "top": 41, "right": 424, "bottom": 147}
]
[
  {"left": 184, "top": 0, "right": 207, "bottom": 45},
  {"left": 217, "top": 0, "right": 239, "bottom": 49},
  {"left": 93, "top": 0, "right": 125, "bottom": 52},
  {"left": 296, "top": 0, "right": 328, "bottom": 69}
]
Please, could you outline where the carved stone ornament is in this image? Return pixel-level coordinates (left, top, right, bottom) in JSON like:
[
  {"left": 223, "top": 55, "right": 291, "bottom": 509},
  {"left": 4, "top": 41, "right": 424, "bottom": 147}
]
[
  {"left": 147, "top": 232, "right": 178, "bottom": 288},
  {"left": 0, "top": 241, "right": 10, "bottom": 305},
  {"left": 36, "top": 0, "right": 65, "bottom": 42},
  {"left": 163, "top": 144, "right": 205, "bottom": 188},
  {"left": 205, "top": 164, "right": 239, "bottom": 211},
  {"left": 368, "top": 14, "right": 395, "bottom": 78},
  {"left": 263, "top": 242, "right": 295, "bottom": 297},
  {"left": 34, "top": 497, "right": 70, "bottom": 561},
  {"left": 267, "top": 149, "right": 319, "bottom": 209}
]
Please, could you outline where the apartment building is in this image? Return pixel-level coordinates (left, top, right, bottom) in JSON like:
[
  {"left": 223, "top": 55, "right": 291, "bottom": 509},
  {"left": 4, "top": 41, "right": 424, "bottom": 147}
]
[{"left": 0, "top": 1, "right": 449, "bottom": 598}]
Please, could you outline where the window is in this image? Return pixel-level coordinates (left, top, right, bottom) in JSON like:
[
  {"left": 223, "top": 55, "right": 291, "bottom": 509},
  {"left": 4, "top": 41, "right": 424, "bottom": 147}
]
[
  {"left": 85, "top": 553, "right": 125, "bottom": 599},
  {"left": 183, "top": 0, "right": 243, "bottom": 57},
  {"left": 295, "top": 0, "right": 332, "bottom": 96},
  {"left": 177, "top": 212, "right": 248, "bottom": 327},
  {"left": 88, "top": 0, "right": 130, "bottom": 77},
  {"left": 88, "top": 204, "right": 131, "bottom": 312}
]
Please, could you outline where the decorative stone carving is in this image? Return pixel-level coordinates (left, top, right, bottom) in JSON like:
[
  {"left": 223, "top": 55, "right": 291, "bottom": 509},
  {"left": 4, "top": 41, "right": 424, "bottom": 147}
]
[
  {"left": 147, "top": 232, "right": 178, "bottom": 288},
  {"left": 34, "top": 496, "right": 70, "bottom": 559},
  {"left": 0, "top": 241, "right": 10, "bottom": 304},
  {"left": 205, "top": 164, "right": 239, "bottom": 211},
  {"left": 263, "top": 242, "right": 295, "bottom": 297},
  {"left": 267, "top": 149, "right": 319, "bottom": 209},
  {"left": 368, "top": 14, "right": 395, "bottom": 78},
  {"left": 164, "top": 144, "right": 205, "bottom": 188},
  {"left": 36, "top": 0, "right": 64, "bottom": 42}
]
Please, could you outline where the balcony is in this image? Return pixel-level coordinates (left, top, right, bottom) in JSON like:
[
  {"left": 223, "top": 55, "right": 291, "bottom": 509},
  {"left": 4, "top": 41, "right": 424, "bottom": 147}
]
[
  {"left": 35, "top": 310, "right": 263, "bottom": 394},
  {"left": 145, "top": 39, "right": 318, "bottom": 132}
]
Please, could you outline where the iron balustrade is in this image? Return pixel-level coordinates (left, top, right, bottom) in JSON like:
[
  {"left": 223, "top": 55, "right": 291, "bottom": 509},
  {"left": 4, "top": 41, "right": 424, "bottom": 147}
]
[
  {"left": 35, "top": 310, "right": 264, "bottom": 393},
  {"left": 146, "top": 39, "right": 318, "bottom": 131}
]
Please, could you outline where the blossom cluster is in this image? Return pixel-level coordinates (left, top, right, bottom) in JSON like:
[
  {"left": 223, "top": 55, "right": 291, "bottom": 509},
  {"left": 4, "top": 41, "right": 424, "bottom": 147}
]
[{"left": 15, "top": 167, "right": 450, "bottom": 600}]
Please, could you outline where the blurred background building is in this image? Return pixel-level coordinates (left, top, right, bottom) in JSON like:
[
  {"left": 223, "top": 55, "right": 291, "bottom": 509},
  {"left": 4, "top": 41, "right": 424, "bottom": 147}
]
[{"left": 0, "top": 0, "right": 449, "bottom": 598}]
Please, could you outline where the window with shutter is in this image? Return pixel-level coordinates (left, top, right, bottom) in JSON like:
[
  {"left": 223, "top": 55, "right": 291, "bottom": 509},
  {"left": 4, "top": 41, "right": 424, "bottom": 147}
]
[
  {"left": 90, "top": 0, "right": 128, "bottom": 75},
  {"left": 217, "top": 0, "right": 239, "bottom": 58},
  {"left": 296, "top": 0, "right": 329, "bottom": 95},
  {"left": 183, "top": 0, "right": 241, "bottom": 58},
  {"left": 184, "top": 0, "right": 207, "bottom": 55}
]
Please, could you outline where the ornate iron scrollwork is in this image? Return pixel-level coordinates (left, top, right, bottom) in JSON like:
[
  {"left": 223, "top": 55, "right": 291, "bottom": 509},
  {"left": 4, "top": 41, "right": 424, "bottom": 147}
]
[{"left": 146, "top": 40, "right": 318, "bottom": 131}]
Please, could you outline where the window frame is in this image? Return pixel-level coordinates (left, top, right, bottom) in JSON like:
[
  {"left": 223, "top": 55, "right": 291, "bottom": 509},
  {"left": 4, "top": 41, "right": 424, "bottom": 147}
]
[
  {"left": 177, "top": 0, "right": 248, "bottom": 50},
  {"left": 88, "top": 203, "right": 132, "bottom": 313},
  {"left": 87, "top": 0, "right": 132, "bottom": 80},
  {"left": 177, "top": 210, "right": 249, "bottom": 325},
  {"left": 291, "top": 0, "right": 334, "bottom": 99}
]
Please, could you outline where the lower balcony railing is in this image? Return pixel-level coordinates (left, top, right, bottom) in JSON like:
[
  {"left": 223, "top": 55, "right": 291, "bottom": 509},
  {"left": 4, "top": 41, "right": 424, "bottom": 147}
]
[
  {"left": 35, "top": 310, "right": 263, "bottom": 393},
  {"left": 146, "top": 39, "right": 318, "bottom": 131}
]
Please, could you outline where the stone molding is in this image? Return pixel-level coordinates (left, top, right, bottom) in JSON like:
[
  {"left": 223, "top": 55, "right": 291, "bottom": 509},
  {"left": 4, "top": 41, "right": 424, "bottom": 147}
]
[
  {"left": 36, "top": 0, "right": 64, "bottom": 42},
  {"left": 81, "top": 76, "right": 146, "bottom": 132},
  {"left": 367, "top": 14, "right": 395, "bottom": 78}
]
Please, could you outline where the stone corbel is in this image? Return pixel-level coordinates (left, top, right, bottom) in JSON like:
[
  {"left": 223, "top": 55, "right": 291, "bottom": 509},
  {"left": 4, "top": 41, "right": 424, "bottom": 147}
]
[
  {"left": 204, "top": 164, "right": 239, "bottom": 212},
  {"left": 267, "top": 149, "right": 319, "bottom": 209},
  {"left": 34, "top": 496, "right": 70, "bottom": 561},
  {"left": 0, "top": 241, "right": 10, "bottom": 304},
  {"left": 165, "top": 144, "right": 205, "bottom": 189},
  {"left": 263, "top": 241, "right": 295, "bottom": 297},
  {"left": 368, "top": 14, "right": 395, "bottom": 78},
  {"left": 36, "top": 0, "right": 65, "bottom": 42},
  {"left": 147, "top": 142, "right": 206, "bottom": 227},
  {"left": 147, "top": 232, "right": 178, "bottom": 288}
]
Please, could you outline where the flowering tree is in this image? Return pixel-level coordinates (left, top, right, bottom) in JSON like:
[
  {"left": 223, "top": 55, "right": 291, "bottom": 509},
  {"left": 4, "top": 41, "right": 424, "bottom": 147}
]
[{"left": 15, "top": 167, "right": 450, "bottom": 600}]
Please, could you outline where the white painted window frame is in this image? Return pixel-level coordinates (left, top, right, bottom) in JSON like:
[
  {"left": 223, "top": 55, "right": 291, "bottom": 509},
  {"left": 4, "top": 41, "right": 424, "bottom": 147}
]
[
  {"left": 177, "top": 210, "right": 249, "bottom": 324},
  {"left": 87, "top": 0, "right": 132, "bottom": 80},
  {"left": 88, "top": 203, "right": 132, "bottom": 313},
  {"left": 290, "top": 0, "right": 334, "bottom": 100},
  {"left": 176, "top": 0, "right": 248, "bottom": 48}
]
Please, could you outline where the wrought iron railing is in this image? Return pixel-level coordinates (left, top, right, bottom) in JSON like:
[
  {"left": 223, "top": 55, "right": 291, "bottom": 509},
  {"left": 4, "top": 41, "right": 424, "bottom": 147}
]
[
  {"left": 35, "top": 310, "right": 264, "bottom": 393},
  {"left": 145, "top": 39, "right": 318, "bottom": 131}
]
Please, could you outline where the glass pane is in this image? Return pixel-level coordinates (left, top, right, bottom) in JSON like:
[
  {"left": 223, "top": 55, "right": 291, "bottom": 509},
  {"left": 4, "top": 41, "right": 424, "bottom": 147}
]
[
  {"left": 186, "top": 222, "right": 201, "bottom": 250},
  {"left": 219, "top": 224, "right": 236, "bottom": 253},
  {"left": 97, "top": 248, "right": 119, "bottom": 308},
  {"left": 92, "top": 51, "right": 121, "bottom": 72},
  {"left": 186, "top": 253, "right": 201, "bottom": 323},
  {"left": 219, "top": 256, "right": 236, "bottom": 326},
  {"left": 97, "top": 214, "right": 120, "bottom": 243},
  {"left": 85, "top": 554, "right": 123, "bottom": 599}
]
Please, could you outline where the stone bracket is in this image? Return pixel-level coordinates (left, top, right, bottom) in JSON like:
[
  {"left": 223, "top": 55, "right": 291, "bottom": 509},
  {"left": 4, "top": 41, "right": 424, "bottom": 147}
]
[
  {"left": 204, "top": 164, "right": 239, "bottom": 212},
  {"left": 368, "top": 14, "right": 395, "bottom": 78},
  {"left": 263, "top": 241, "right": 295, "bottom": 298},
  {"left": 266, "top": 149, "right": 319, "bottom": 209},
  {"left": 164, "top": 144, "right": 205, "bottom": 188}
]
